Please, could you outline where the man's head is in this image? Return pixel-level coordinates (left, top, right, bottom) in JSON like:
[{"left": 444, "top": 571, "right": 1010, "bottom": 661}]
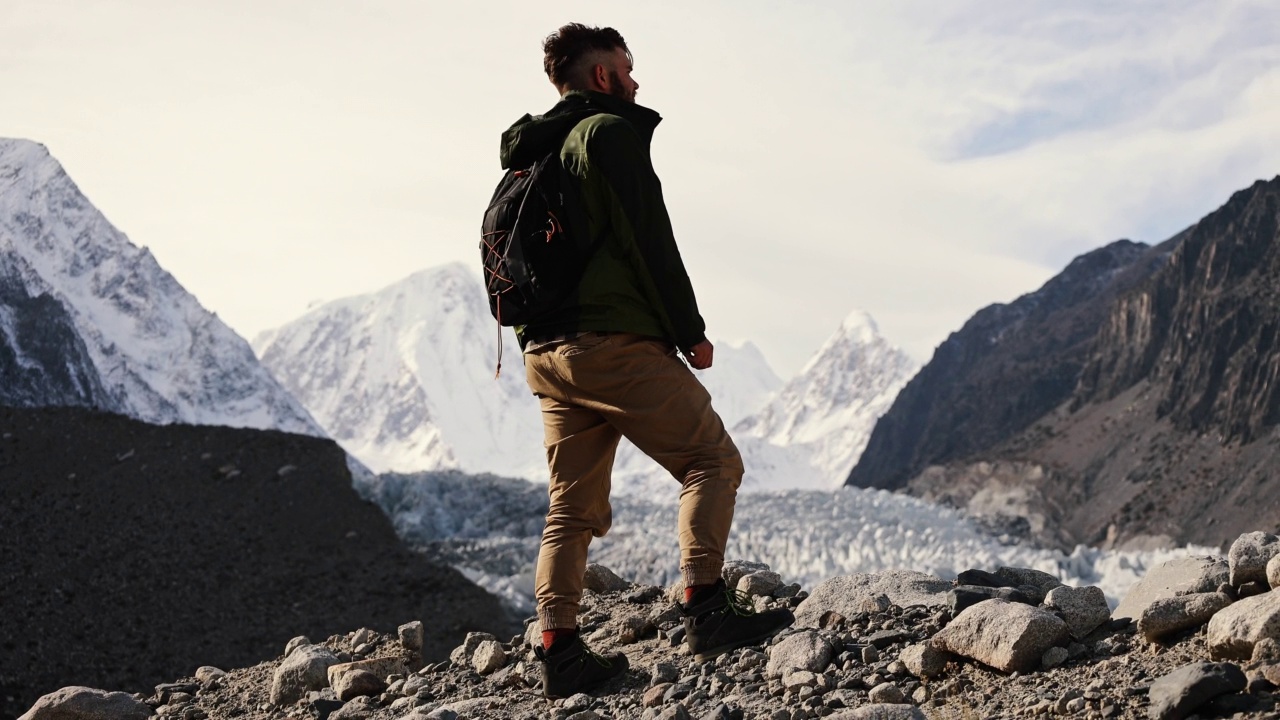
[{"left": 542, "top": 23, "right": 638, "bottom": 103}]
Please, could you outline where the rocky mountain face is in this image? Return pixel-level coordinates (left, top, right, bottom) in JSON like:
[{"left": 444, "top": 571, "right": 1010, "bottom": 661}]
[
  {"left": 851, "top": 176, "right": 1280, "bottom": 550},
  {"left": 0, "top": 405, "right": 516, "bottom": 720},
  {"left": 27, "top": 532, "right": 1280, "bottom": 720},
  {"left": 847, "top": 238, "right": 1168, "bottom": 493},
  {"left": 0, "top": 138, "right": 321, "bottom": 435}
]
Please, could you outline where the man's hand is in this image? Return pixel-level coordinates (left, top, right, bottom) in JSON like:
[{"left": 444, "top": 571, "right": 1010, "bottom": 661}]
[{"left": 685, "top": 339, "right": 714, "bottom": 370}]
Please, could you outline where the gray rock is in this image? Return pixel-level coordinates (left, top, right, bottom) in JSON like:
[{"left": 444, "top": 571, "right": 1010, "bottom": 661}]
[
  {"left": 652, "top": 662, "right": 679, "bottom": 685},
  {"left": 1207, "top": 590, "right": 1280, "bottom": 659},
  {"left": 398, "top": 621, "right": 425, "bottom": 652},
  {"left": 656, "top": 705, "right": 692, "bottom": 720},
  {"left": 868, "top": 682, "right": 904, "bottom": 703},
  {"left": 583, "top": 563, "right": 630, "bottom": 593},
  {"left": 194, "top": 666, "right": 226, "bottom": 684},
  {"left": 333, "top": 669, "right": 385, "bottom": 702},
  {"left": 1138, "top": 591, "right": 1233, "bottom": 641},
  {"left": 1042, "top": 646, "right": 1068, "bottom": 669},
  {"left": 766, "top": 630, "right": 837, "bottom": 677},
  {"left": 723, "top": 560, "right": 772, "bottom": 589},
  {"left": 449, "top": 631, "right": 497, "bottom": 667},
  {"left": 424, "top": 709, "right": 458, "bottom": 720},
  {"left": 18, "top": 686, "right": 152, "bottom": 720},
  {"left": 472, "top": 640, "right": 507, "bottom": 675},
  {"left": 948, "top": 585, "right": 1032, "bottom": 617},
  {"left": 270, "top": 644, "right": 340, "bottom": 706},
  {"left": 1253, "top": 637, "right": 1280, "bottom": 663},
  {"left": 1268, "top": 554, "right": 1280, "bottom": 590},
  {"left": 1147, "top": 662, "right": 1246, "bottom": 720},
  {"left": 931, "top": 599, "right": 1069, "bottom": 673},
  {"left": 330, "top": 696, "right": 378, "bottom": 720},
  {"left": 1113, "top": 555, "right": 1229, "bottom": 621},
  {"left": 993, "top": 566, "right": 1064, "bottom": 596},
  {"left": 351, "top": 627, "right": 378, "bottom": 647},
  {"left": 566, "top": 712, "right": 601, "bottom": 720},
  {"left": 1228, "top": 532, "right": 1280, "bottom": 587},
  {"left": 826, "top": 704, "right": 926, "bottom": 720},
  {"left": 1044, "top": 585, "right": 1111, "bottom": 639},
  {"left": 899, "top": 643, "right": 949, "bottom": 678},
  {"left": 783, "top": 670, "right": 819, "bottom": 691},
  {"left": 402, "top": 674, "right": 430, "bottom": 696},
  {"left": 737, "top": 571, "right": 783, "bottom": 597},
  {"left": 284, "top": 635, "right": 311, "bottom": 657},
  {"left": 796, "top": 571, "right": 951, "bottom": 627}
]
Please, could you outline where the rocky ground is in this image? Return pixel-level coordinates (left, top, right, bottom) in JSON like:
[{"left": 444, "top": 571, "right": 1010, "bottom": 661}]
[{"left": 27, "top": 533, "right": 1280, "bottom": 720}]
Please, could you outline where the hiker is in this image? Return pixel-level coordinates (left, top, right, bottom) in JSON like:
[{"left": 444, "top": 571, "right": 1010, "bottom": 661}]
[{"left": 495, "top": 23, "right": 795, "bottom": 698}]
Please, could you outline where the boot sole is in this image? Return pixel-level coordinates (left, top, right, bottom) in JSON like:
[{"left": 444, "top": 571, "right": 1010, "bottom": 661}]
[{"left": 691, "top": 615, "right": 796, "bottom": 662}]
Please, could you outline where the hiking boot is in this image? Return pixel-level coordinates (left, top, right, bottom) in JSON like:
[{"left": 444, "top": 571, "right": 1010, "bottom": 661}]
[
  {"left": 681, "top": 579, "right": 795, "bottom": 661},
  {"left": 533, "top": 631, "right": 629, "bottom": 699}
]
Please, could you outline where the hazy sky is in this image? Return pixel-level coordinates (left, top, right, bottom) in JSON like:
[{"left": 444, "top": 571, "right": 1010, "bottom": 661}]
[{"left": 5, "top": 1, "right": 1280, "bottom": 376}]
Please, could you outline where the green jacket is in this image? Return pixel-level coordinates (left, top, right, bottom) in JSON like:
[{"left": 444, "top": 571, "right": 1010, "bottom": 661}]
[{"left": 498, "top": 91, "right": 707, "bottom": 353}]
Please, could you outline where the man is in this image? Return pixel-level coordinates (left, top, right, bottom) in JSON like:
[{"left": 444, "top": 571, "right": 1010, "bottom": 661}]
[{"left": 499, "top": 23, "right": 794, "bottom": 698}]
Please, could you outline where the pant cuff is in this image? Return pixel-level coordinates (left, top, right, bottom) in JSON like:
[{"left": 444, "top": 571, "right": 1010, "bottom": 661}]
[
  {"left": 681, "top": 560, "right": 723, "bottom": 588},
  {"left": 538, "top": 605, "right": 580, "bottom": 633}
]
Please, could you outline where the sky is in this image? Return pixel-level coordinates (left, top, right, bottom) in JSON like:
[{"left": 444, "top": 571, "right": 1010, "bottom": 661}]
[{"left": 4, "top": 1, "right": 1280, "bottom": 377}]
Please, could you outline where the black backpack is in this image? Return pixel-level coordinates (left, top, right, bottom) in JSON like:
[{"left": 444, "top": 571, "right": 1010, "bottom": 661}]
[{"left": 480, "top": 127, "right": 597, "bottom": 328}]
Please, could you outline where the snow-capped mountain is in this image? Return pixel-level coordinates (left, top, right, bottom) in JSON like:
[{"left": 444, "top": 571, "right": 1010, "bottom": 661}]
[
  {"left": 0, "top": 138, "right": 321, "bottom": 435},
  {"left": 252, "top": 264, "right": 785, "bottom": 479},
  {"left": 253, "top": 263, "right": 544, "bottom": 478},
  {"left": 733, "top": 310, "right": 919, "bottom": 490}
]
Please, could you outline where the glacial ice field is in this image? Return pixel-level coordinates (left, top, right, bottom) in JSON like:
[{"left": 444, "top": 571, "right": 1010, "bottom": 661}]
[{"left": 360, "top": 470, "right": 1212, "bottom": 616}]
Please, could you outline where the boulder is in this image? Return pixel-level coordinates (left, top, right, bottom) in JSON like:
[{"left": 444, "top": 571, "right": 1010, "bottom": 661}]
[
  {"left": 796, "top": 571, "right": 951, "bottom": 627},
  {"left": 931, "top": 599, "right": 1069, "bottom": 673},
  {"left": 723, "top": 560, "right": 772, "bottom": 589},
  {"left": 1268, "top": 554, "right": 1280, "bottom": 590},
  {"left": 330, "top": 695, "right": 378, "bottom": 720},
  {"left": 993, "top": 566, "right": 1064, "bottom": 598},
  {"left": 583, "top": 563, "right": 630, "bottom": 593},
  {"left": 1113, "top": 555, "right": 1229, "bottom": 621},
  {"left": 332, "top": 669, "right": 385, "bottom": 702},
  {"left": 1228, "top": 532, "right": 1280, "bottom": 587},
  {"left": 868, "top": 682, "right": 905, "bottom": 703},
  {"left": 270, "top": 644, "right": 340, "bottom": 706},
  {"left": 398, "top": 621, "right": 425, "bottom": 652},
  {"left": 1147, "top": 662, "right": 1246, "bottom": 720},
  {"left": 1044, "top": 585, "right": 1111, "bottom": 639},
  {"left": 1207, "top": 591, "right": 1280, "bottom": 659},
  {"left": 472, "top": 640, "right": 508, "bottom": 675},
  {"left": 899, "top": 643, "right": 949, "bottom": 679},
  {"left": 1138, "top": 592, "right": 1233, "bottom": 642},
  {"left": 737, "top": 571, "right": 783, "bottom": 597},
  {"left": 327, "top": 657, "right": 408, "bottom": 689},
  {"left": 18, "top": 686, "right": 152, "bottom": 720},
  {"left": 765, "top": 630, "right": 837, "bottom": 677},
  {"left": 449, "top": 632, "right": 498, "bottom": 666}
]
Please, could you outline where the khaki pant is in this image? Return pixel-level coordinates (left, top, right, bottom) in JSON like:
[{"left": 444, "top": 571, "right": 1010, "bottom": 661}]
[{"left": 525, "top": 333, "right": 743, "bottom": 631}]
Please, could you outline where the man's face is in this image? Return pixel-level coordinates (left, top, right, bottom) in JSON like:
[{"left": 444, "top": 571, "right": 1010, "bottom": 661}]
[{"left": 603, "top": 47, "right": 638, "bottom": 103}]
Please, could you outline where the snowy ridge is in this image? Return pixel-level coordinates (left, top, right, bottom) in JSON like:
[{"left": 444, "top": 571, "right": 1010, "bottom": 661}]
[
  {"left": 730, "top": 310, "right": 919, "bottom": 491},
  {"left": 367, "top": 470, "right": 1209, "bottom": 615},
  {"left": 0, "top": 138, "right": 321, "bottom": 434},
  {"left": 254, "top": 265, "right": 785, "bottom": 480}
]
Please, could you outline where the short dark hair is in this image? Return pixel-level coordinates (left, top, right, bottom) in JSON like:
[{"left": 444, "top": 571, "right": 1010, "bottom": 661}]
[{"left": 542, "top": 23, "right": 630, "bottom": 88}]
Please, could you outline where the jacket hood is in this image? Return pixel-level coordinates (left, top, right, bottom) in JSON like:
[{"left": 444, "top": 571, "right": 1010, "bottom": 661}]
[{"left": 499, "top": 91, "right": 662, "bottom": 170}]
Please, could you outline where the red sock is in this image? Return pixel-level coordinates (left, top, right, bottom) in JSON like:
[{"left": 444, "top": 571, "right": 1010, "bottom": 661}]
[
  {"left": 685, "top": 584, "right": 713, "bottom": 603},
  {"left": 542, "top": 628, "right": 576, "bottom": 650}
]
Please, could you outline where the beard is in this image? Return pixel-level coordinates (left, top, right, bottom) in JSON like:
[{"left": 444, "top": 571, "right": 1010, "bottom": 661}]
[{"left": 608, "top": 70, "right": 635, "bottom": 103}]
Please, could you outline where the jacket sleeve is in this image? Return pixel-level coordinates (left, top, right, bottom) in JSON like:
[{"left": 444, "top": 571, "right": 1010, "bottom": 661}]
[{"left": 588, "top": 120, "right": 707, "bottom": 353}]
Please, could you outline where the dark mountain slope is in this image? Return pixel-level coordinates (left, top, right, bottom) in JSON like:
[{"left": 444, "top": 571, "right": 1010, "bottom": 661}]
[
  {"left": 0, "top": 407, "right": 517, "bottom": 720},
  {"left": 0, "top": 253, "right": 111, "bottom": 409},
  {"left": 847, "top": 237, "right": 1171, "bottom": 491}
]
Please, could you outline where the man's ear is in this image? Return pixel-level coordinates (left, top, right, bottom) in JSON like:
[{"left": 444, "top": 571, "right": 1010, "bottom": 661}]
[{"left": 592, "top": 62, "right": 608, "bottom": 91}]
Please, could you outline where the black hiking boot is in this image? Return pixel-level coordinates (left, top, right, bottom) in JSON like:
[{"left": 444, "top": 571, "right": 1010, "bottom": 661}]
[
  {"left": 681, "top": 579, "right": 795, "bottom": 661},
  {"left": 533, "top": 630, "right": 629, "bottom": 699}
]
